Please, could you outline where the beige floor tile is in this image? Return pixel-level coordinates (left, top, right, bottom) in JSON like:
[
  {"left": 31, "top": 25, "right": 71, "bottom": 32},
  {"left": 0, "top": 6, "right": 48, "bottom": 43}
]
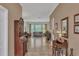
[{"left": 25, "top": 37, "right": 52, "bottom": 56}]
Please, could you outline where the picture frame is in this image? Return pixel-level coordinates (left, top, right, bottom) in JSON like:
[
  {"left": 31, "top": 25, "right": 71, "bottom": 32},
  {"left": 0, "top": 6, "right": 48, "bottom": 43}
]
[
  {"left": 61, "top": 17, "right": 68, "bottom": 38},
  {"left": 74, "top": 25, "right": 79, "bottom": 34},
  {"left": 74, "top": 14, "right": 79, "bottom": 24}
]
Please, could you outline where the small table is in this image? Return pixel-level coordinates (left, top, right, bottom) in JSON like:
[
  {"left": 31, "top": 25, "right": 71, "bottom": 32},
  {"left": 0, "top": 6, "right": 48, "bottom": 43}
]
[{"left": 52, "top": 40, "right": 68, "bottom": 56}]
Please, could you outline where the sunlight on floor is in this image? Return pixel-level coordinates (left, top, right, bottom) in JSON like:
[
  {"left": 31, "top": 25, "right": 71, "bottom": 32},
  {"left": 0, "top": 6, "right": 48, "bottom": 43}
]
[{"left": 25, "top": 37, "right": 52, "bottom": 56}]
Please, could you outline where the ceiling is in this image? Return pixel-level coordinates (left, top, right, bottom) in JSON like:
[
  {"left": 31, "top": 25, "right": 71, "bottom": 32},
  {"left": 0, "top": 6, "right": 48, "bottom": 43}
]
[{"left": 20, "top": 3, "right": 59, "bottom": 21}]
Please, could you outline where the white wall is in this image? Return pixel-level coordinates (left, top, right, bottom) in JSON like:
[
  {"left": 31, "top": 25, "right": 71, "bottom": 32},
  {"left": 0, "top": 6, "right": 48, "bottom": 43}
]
[
  {"left": 50, "top": 4, "right": 79, "bottom": 55},
  {"left": 24, "top": 17, "right": 49, "bottom": 22},
  {"left": 24, "top": 21, "right": 29, "bottom": 32},
  {"left": 0, "top": 6, "right": 8, "bottom": 56}
]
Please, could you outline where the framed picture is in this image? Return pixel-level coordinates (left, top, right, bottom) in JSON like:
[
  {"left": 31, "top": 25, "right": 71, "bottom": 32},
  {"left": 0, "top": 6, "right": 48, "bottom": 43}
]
[
  {"left": 61, "top": 17, "right": 68, "bottom": 38},
  {"left": 74, "top": 25, "right": 79, "bottom": 34},
  {"left": 74, "top": 14, "right": 79, "bottom": 24}
]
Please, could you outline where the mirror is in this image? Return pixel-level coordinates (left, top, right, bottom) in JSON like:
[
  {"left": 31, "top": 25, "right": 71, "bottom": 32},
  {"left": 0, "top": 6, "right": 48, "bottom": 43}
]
[{"left": 61, "top": 17, "right": 68, "bottom": 38}]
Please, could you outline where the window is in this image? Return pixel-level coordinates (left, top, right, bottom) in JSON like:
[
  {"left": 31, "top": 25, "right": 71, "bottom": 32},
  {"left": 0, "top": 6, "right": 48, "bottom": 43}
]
[{"left": 30, "top": 24, "right": 47, "bottom": 33}]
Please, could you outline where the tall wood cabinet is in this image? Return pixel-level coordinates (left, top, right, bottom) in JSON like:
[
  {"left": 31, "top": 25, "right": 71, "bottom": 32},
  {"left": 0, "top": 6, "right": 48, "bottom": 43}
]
[{"left": 14, "top": 17, "right": 27, "bottom": 56}]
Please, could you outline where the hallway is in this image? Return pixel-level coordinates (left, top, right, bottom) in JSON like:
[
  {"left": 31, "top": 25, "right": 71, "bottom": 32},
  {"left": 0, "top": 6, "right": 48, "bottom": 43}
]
[
  {"left": 21, "top": 3, "right": 57, "bottom": 56},
  {"left": 25, "top": 37, "right": 52, "bottom": 56}
]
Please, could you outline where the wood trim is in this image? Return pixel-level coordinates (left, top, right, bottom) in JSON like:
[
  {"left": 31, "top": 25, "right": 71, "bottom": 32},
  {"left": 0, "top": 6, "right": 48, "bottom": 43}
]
[
  {"left": 74, "top": 25, "right": 79, "bottom": 34},
  {"left": 14, "top": 20, "right": 19, "bottom": 56},
  {"left": 74, "top": 13, "right": 79, "bottom": 24},
  {"left": 14, "top": 19, "right": 26, "bottom": 56}
]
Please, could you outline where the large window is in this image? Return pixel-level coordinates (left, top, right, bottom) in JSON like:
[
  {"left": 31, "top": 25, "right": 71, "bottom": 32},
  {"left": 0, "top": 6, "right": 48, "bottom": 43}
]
[
  {"left": 35, "top": 24, "right": 42, "bottom": 32},
  {"left": 31, "top": 24, "right": 35, "bottom": 32},
  {"left": 30, "top": 24, "right": 47, "bottom": 33}
]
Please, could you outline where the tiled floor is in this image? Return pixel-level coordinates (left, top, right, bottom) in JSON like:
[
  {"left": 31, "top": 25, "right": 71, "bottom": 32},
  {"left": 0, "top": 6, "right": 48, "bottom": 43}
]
[{"left": 25, "top": 36, "right": 52, "bottom": 56}]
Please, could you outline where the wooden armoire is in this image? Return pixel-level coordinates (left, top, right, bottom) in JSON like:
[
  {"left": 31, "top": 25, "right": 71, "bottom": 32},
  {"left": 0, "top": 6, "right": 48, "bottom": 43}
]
[{"left": 14, "top": 17, "right": 27, "bottom": 56}]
